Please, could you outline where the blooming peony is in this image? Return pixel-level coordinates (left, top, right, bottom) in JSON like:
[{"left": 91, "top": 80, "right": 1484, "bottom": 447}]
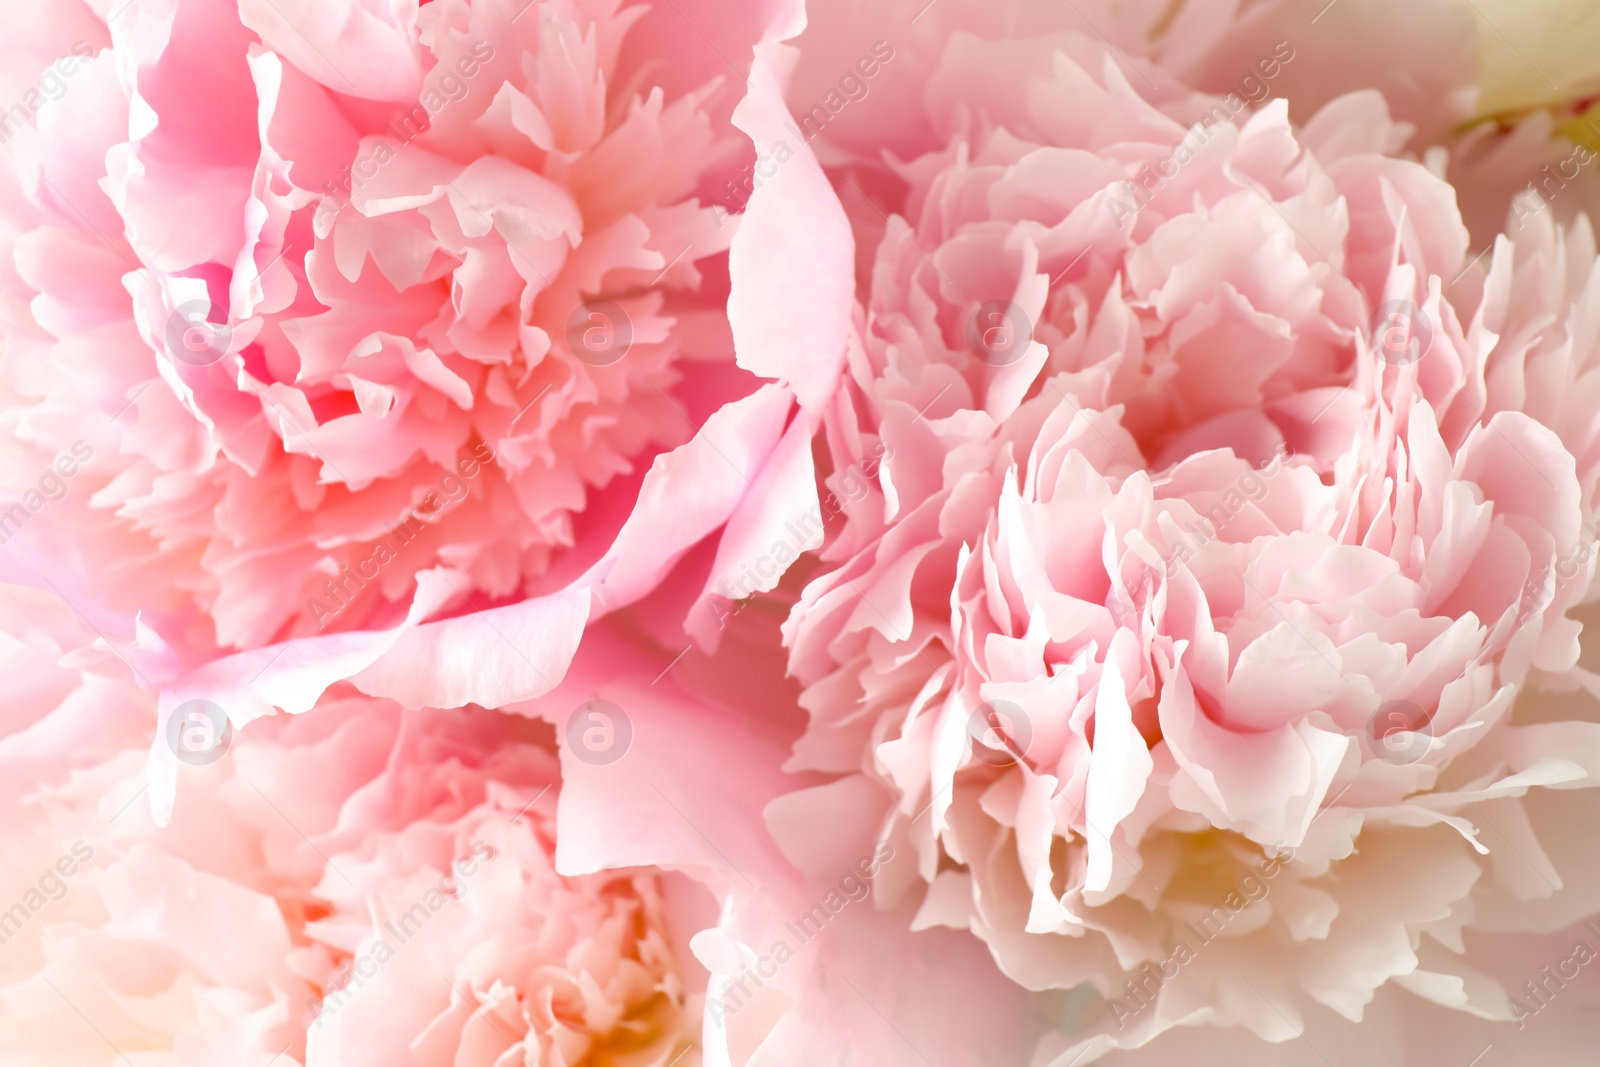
[
  {"left": 0, "top": 582, "right": 708, "bottom": 1066},
  {"left": 0, "top": 0, "right": 790, "bottom": 656},
  {"left": 763, "top": 7, "right": 1600, "bottom": 1061},
  {"left": 0, "top": 0, "right": 847, "bottom": 827},
  {"left": 9, "top": 1, "right": 1600, "bottom": 1065},
  {"left": 290, "top": 696, "right": 706, "bottom": 1067}
]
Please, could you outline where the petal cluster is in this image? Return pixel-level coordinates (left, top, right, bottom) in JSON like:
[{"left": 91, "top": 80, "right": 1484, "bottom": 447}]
[
  {"left": 780, "top": 25, "right": 1600, "bottom": 1054},
  {"left": 0, "top": 585, "right": 701, "bottom": 1067},
  {"left": 2, "top": 0, "right": 741, "bottom": 652},
  {"left": 7, "top": 1, "right": 1600, "bottom": 1064}
]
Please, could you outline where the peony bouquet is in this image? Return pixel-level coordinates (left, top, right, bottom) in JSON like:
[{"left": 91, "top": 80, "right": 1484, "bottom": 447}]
[{"left": 4, "top": 0, "right": 1600, "bottom": 1063}]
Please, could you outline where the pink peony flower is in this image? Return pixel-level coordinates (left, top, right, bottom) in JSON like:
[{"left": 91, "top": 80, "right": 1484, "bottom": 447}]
[
  {"left": 0, "top": 0, "right": 801, "bottom": 658},
  {"left": 759, "top": 5, "right": 1600, "bottom": 1059},
  {"left": 0, "top": 583, "right": 708, "bottom": 1066},
  {"left": 284, "top": 697, "right": 706, "bottom": 1067},
  {"left": 528, "top": 600, "right": 1600, "bottom": 1066},
  {"left": 10, "top": 1, "right": 1600, "bottom": 1065},
  {"left": 0, "top": 0, "right": 845, "bottom": 826}
]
